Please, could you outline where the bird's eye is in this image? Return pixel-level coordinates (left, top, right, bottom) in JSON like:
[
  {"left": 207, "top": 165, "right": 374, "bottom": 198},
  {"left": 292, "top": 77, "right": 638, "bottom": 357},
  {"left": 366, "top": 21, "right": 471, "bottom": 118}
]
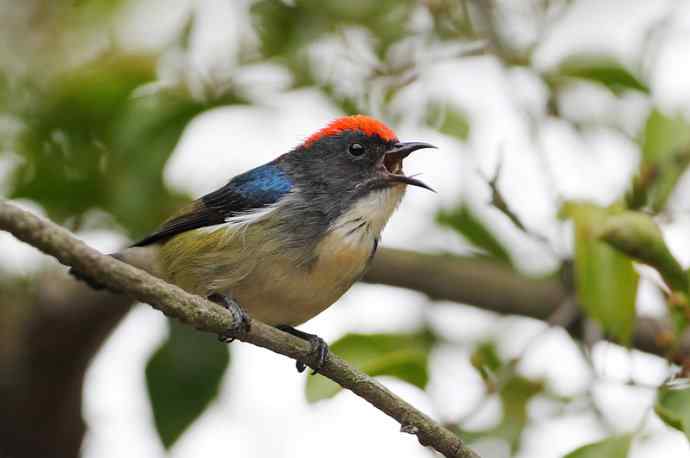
[{"left": 348, "top": 143, "right": 365, "bottom": 156}]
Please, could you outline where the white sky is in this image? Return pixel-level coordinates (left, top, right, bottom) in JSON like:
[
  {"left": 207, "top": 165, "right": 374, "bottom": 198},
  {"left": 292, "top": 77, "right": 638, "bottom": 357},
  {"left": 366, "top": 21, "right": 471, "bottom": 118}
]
[{"left": 3, "top": 0, "right": 690, "bottom": 457}]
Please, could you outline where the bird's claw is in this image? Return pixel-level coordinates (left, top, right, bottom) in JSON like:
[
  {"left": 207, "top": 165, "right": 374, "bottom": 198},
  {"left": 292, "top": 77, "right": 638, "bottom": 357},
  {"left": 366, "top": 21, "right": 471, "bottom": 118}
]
[
  {"left": 276, "top": 325, "right": 329, "bottom": 374},
  {"left": 218, "top": 311, "right": 251, "bottom": 343},
  {"left": 208, "top": 293, "right": 251, "bottom": 342},
  {"left": 298, "top": 334, "right": 329, "bottom": 374}
]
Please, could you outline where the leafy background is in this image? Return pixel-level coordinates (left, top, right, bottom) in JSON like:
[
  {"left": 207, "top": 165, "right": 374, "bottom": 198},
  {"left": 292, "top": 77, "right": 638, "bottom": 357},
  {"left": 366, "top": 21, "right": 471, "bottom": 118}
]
[{"left": 1, "top": 0, "right": 690, "bottom": 457}]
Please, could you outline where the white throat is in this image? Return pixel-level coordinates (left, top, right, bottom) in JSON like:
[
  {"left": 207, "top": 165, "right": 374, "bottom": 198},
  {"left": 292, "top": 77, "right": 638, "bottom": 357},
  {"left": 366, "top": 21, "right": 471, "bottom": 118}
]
[{"left": 328, "top": 186, "right": 405, "bottom": 246}]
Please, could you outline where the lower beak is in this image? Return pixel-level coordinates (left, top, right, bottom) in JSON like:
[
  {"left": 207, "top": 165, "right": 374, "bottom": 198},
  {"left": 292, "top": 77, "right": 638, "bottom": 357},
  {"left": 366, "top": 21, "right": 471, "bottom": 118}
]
[
  {"left": 384, "top": 141, "right": 436, "bottom": 191},
  {"left": 386, "top": 174, "right": 435, "bottom": 191}
]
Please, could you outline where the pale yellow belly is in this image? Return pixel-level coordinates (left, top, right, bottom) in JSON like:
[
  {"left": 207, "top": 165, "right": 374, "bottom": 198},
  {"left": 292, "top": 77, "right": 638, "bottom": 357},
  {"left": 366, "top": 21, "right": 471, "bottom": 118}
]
[{"left": 224, "top": 233, "right": 373, "bottom": 326}]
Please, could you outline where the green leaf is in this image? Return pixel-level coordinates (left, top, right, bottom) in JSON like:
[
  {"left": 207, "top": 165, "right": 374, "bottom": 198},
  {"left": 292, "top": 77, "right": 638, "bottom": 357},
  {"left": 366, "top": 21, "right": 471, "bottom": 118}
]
[
  {"left": 251, "top": 0, "right": 309, "bottom": 59},
  {"left": 457, "top": 375, "right": 543, "bottom": 451},
  {"left": 146, "top": 320, "right": 229, "bottom": 448},
  {"left": 629, "top": 109, "right": 690, "bottom": 211},
  {"left": 556, "top": 54, "right": 648, "bottom": 94},
  {"left": 9, "top": 50, "right": 246, "bottom": 237},
  {"left": 463, "top": 340, "right": 543, "bottom": 450},
  {"left": 562, "top": 202, "right": 639, "bottom": 343},
  {"left": 306, "top": 331, "right": 435, "bottom": 403},
  {"left": 655, "top": 385, "right": 690, "bottom": 441},
  {"left": 470, "top": 341, "right": 502, "bottom": 384},
  {"left": 251, "top": 0, "right": 416, "bottom": 76},
  {"left": 496, "top": 376, "right": 543, "bottom": 451},
  {"left": 11, "top": 53, "right": 157, "bottom": 222},
  {"left": 427, "top": 103, "right": 470, "bottom": 141},
  {"left": 564, "top": 435, "right": 633, "bottom": 458},
  {"left": 437, "top": 205, "right": 511, "bottom": 264},
  {"left": 599, "top": 211, "right": 688, "bottom": 292},
  {"left": 103, "top": 89, "right": 212, "bottom": 237},
  {"left": 641, "top": 110, "right": 690, "bottom": 163}
]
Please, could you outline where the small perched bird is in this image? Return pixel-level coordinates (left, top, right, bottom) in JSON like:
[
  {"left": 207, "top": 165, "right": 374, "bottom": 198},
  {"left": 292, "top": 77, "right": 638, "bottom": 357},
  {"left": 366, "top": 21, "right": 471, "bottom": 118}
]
[{"left": 75, "top": 115, "right": 435, "bottom": 372}]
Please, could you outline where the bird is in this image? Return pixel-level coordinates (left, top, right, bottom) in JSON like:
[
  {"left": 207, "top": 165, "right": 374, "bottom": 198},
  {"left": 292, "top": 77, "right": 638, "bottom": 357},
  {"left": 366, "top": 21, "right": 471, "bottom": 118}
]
[{"left": 73, "top": 115, "right": 435, "bottom": 373}]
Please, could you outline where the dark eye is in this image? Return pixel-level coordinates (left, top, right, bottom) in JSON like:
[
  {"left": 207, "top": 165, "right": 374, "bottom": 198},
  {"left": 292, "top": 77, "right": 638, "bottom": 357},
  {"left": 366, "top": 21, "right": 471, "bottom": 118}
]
[{"left": 348, "top": 143, "right": 365, "bottom": 156}]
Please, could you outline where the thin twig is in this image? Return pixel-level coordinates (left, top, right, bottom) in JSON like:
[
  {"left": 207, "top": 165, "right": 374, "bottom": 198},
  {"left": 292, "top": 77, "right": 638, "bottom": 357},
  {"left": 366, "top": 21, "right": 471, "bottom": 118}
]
[{"left": 0, "top": 201, "right": 480, "bottom": 458}]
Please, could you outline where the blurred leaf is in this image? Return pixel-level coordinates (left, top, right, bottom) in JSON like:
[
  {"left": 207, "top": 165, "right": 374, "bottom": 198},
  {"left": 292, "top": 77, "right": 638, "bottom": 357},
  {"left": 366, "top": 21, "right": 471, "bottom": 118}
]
[
  {"left": 9, "top": 51, "right": 246, "bottom": 237},
  {"left": 437, "top": 205, "right": 511, "bottom": 264},
  {"left": 146, "top": 320, "right": 230, "bottom": 448},
  {"left": 600, "top": 211, "right": 688, "bottom": 292},
  {"left": 251, "top": 0, "right": 416, "bottom": 80},
  {"left": 564, "top": 435, "right": 633, "bottom": 458},
  {"left": 556, "top": 55, "right": 648, "bottom": 94},
  {"left": 177, "top": 10, "right": 196, "bottom": 50},
  {"left": 251, "top": 0, "right": 311, "bottom": 59},
  {"left": 427, "top": 0, "right": 475, "bottom": 40},
  {"left": 641, "top": 110, "right": 690, "bottom": 163},
  {"left": 321, "top": 84, "right": 359, "bottom": 115},
  {"left": 50, "top": 53, "right": 157, "bottom": 124},
  {"left": 629, "top": 109, "right": 690, "bottom": 211},
  {"left": 562, "top": 202, "right": 639, "bottom": 343},
  {"left": 463, "top": 340, "right": 543, "bottom": 451},
  {"left": 65, "top": 0, "right": 128, "bottom": 25},
  {"left": 10, "top": 53, "right": 157, "bottom": 221},
  {"left": 470, "top": 341, "right": 502, "bottom": 385},
  {"left": 0, "top": 71, "right": 9, "bottom": 112},
  {"left": 306, "top": 331, "right": 435, "bottom": 403},
  {"left": 496, "top": 376, "right": 543, "bottom": 451},
  {"left": 427, "top": 103, "right": 470, "bottom": 141},
  {"left": 655, "top": 385, "right": 690, "bottom": 441},
  {"left": 104, "top": 90, "right": 210, "bottom": 237},
  {"left": 458, "top": 375, "right": 543, "bottom": 451}
]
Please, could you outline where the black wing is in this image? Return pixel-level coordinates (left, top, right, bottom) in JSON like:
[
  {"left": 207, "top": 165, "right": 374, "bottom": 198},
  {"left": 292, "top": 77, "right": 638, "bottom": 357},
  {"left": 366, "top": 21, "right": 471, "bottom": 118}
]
[{"left": 132, "top": 163, "right": 292, "bottom": 247}]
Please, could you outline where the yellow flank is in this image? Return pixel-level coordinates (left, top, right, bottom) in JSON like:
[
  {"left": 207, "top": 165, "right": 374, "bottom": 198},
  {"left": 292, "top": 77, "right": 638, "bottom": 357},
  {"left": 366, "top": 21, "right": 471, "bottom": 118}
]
[{"left": 157, "top": 218, "right": 369, "bottom": 326}]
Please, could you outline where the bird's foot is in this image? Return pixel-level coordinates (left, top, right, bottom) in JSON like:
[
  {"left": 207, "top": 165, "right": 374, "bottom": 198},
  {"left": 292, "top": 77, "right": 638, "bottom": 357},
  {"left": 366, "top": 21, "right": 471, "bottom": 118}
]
[
  {"left": 276, "top": 325, "right": 329, "bottom": 374},
  {"left": 208, "top": 293, "right": 251, "bottom": 342}
]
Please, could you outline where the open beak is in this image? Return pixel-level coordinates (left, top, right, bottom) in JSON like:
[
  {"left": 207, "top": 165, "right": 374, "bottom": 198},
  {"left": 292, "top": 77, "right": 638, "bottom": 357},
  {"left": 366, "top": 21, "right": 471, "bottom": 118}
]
[
  {"left": 382, "top": 141, "right": 436, "bottom": 191},
  {"left": 388, "top": 141, "right": 436, "bottom": 159}
]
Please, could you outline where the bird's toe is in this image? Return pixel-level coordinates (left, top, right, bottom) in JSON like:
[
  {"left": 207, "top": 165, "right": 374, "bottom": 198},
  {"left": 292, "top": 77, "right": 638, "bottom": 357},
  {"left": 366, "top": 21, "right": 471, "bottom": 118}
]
[
  {"left": 209, "top": 293, "right": 251, "bottom": 342},
  {"left": 298, "top": 335, "right": 329, "bottom": 375},
  {"left": 275, "top": 325, "right": 329, "bottom": 374}
]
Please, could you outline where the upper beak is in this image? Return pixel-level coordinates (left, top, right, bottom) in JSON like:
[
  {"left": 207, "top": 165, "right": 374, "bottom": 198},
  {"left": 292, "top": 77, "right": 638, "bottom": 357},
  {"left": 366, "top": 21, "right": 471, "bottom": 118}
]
[
  {"left": 386, "top": 141, "right": 437, "bottom": 159},
  {"left": 383, "top": 141, "right": 436, "bottom": 192}
]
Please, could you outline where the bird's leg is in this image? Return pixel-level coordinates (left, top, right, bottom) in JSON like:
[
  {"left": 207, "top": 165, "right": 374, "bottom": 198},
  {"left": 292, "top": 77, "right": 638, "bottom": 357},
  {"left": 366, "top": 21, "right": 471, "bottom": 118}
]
[
  {"left": 208, "top": 293, "right": 251, "bottom": 342},
  {"left": 276, "top": 325, "right": 329, "bottom": 374}
]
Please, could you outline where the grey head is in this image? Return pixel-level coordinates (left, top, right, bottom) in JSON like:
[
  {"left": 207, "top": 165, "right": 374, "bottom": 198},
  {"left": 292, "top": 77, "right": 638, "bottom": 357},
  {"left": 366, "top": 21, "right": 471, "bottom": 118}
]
[{"left": 272, "top": 115, "right": 435, "bottom": 251}]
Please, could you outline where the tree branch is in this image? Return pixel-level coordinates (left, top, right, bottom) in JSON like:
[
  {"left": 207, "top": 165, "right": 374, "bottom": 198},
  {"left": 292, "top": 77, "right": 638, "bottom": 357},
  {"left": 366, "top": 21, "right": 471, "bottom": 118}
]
[
  {"left": 366, "top": 248, "right": 565, "bottom": 318},
  {"left": 0, "top": 201, "right": 479, "bottom": 458},
  {"left": 365, "top": 248, "right": 690, "bottom": 360}
]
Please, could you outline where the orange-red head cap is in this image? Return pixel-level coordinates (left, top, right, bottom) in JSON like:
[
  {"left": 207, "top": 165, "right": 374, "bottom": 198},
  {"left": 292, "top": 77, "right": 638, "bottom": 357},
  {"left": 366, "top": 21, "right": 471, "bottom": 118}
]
[{"left": 303, "top": 115, "right": 398, "bottom": 147}]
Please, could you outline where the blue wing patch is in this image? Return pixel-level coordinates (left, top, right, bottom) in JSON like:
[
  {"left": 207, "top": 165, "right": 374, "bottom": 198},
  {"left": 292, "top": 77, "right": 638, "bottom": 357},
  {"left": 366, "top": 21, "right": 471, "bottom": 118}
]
[
  {"left": 132, "top": 163, "right": 292, "bottom": 246},
  {"left": 232, "top": 164, "right": 293, "bottom": 203}
]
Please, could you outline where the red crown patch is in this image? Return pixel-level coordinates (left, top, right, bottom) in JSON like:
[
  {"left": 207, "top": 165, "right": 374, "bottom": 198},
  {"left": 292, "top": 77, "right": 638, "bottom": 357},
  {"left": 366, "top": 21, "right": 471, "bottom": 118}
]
[{"left": 304, "top": 115, "right": 398, "bottom": 147}]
